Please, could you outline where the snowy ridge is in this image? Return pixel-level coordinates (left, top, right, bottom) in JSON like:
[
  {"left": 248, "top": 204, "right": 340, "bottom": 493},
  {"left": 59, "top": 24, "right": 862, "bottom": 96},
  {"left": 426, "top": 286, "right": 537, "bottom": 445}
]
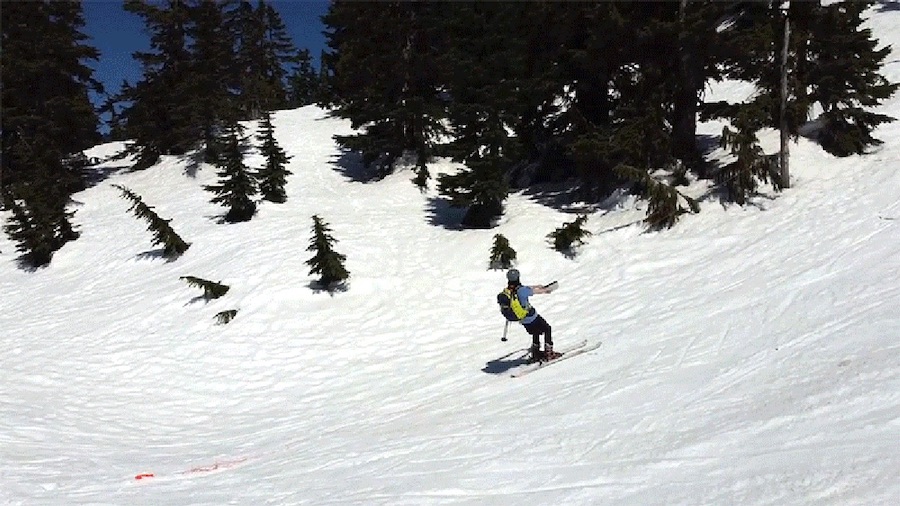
[{"left": 2, "top": 7, "right": 900, "bottom": 506}]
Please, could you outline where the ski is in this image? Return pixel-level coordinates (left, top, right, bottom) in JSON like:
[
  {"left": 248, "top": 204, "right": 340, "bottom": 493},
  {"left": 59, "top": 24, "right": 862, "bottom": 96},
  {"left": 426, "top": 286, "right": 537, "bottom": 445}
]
[{"left": 510, "top": 340, "right": 601, "bottom": 378}]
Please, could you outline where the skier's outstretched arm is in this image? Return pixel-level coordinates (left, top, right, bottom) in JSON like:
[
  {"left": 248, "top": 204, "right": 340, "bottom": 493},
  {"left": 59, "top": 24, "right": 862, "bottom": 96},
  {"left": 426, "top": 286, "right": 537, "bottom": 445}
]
[{"left": 530, "top": 284, "right": 552, "bottom": 294}]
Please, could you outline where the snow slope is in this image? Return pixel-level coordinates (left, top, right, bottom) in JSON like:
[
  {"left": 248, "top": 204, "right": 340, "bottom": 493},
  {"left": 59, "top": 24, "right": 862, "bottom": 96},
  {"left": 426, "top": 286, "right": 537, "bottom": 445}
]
[{"left": 2, "top": 7, "right": 899, "bottom": 505}]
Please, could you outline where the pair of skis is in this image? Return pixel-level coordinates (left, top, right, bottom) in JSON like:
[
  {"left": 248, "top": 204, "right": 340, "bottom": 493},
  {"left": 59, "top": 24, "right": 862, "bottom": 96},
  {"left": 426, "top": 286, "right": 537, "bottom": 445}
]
[{"left": 509, "top": 339, "right": 601, "bottom": 378}]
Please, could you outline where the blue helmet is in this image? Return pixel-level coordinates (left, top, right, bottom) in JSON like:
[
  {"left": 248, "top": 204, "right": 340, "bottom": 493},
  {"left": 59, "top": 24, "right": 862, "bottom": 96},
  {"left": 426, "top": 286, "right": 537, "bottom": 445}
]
[{"left": 506, "top": 269, "right": 520, "bottom": 283}]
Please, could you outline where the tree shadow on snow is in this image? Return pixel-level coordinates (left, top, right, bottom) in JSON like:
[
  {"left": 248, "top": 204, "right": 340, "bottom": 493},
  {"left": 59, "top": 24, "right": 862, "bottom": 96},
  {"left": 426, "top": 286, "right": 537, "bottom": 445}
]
[
  {"left": 697, "top": 134, "right": 721, "bottom": 159},
  {"left": 135, "top": 248, "right": 180, "bottom": 263},
  {"left": 425, "top": 196, "right": 468, "bottom": 230},
  {"left": 307, "top": 280, "right": 349, "bottom": 296},
  {"left": 878, "top": 1, "right": 900, "bottom": 12},
  {"left": 82, "top": 162, "right": 132, "bottom": 190},
  {"left": 330, "top": 149, "right": 383, "bottom": 183},
  {"left": 519, "top": 182, "right": 597, "bottom": 215}
]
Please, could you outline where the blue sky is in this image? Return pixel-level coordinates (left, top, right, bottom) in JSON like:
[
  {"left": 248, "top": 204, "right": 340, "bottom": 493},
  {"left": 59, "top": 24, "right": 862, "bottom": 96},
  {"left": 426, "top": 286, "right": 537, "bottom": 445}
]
[{"left": 82, "top": 1, "right": 330, "bottom": 107}]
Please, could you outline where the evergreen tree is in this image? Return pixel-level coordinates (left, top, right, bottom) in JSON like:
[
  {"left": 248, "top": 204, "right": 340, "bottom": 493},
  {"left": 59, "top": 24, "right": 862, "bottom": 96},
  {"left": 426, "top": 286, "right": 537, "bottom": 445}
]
[
  {"left": 324, "top": 1, "right": 447, "bottom": 177},
  {"left": 489, "top": 234, "right": 516, "bottom": 270},
  {"left": 1, "top": 1, "right": 101, "bottom": 267},
  {"left": 716, "top": 0, "right": 897, "bottom": 194},
  {"left": 437, "top": 3, "right": 531, "bottom": 227},
  {"left": 315, "top": 49, "right": 339, "bottom": 107},
  {"left": 205, "top": 125, "right": 258, "bottom": 223},
  {"left": 180, "top": 276, "right": 230, "bottom": 300},
  {"left": 306, "top": 215, "right": 349, "bottom": 290},
  {"left": 255, "top": 111, "right": 292, "bottom": 203},
  {"left": 437, "top": 149, "right": 510, "bottom": 229},
  {"left": 226, "top": 0, "right": 299, "bottom": 119},
  {"left": 215, "top": 309, "right": 239, "bottom": 324},
  {"left": 99, "top": 90, "right": 129, "bottom": 142},
  {"left": 287, "top": 48, "right": 318, "bottom": 107},
  {"left": 121, "top": 0, "right": 196, "bottom": 168},
  {"left": 717, "top": 108, "right": 779, "bottom": 206},
  {"left": 258, "top": 2, "right": 300, "bottom": 109},
  {"left": 666, "top": 1, "right": 729, "bottom": 170},
  {"left": 548, "top": 215, "right": 592, "bottom": 258},
  {"left": 113, "top": 184, "right": 191, "bottom": 258},
  {"left": 3, "top": 188, "right": 77, "bottom": 269},
  {"left": 186, "top": 0, "right": 238, "bottom": 163},
  {"left": 224, "top": 0, "right": 264, "bottom": 117},
  {"left": 805, "top": 2, "right": 899, "bottom": 156},
  {"left": 614, "top": 164, "right": 700, "bottom": 230}
]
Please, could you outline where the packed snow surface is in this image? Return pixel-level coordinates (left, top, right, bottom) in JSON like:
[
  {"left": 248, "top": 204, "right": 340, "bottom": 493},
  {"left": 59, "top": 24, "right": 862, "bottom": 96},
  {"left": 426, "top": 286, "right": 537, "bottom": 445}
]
[{"left": 2, "top": 7, "right": 899, "bottom": 505}]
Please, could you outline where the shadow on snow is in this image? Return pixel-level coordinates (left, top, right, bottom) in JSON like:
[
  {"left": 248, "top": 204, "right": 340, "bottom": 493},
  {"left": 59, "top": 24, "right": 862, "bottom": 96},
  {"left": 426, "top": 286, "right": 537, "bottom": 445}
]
[{"left": 481, "top": 349, "right": 531, "bottom": 375}]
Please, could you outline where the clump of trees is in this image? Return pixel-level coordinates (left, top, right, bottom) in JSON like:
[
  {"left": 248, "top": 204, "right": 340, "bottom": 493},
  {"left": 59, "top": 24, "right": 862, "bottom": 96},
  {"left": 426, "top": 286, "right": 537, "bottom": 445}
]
[
  {"left": 1, "top": 1, "right": 101, "bottom": 268},
  {"left": 324, "top": 1, "right": 897, "bottom": 228},
  {"left": 114, "top": 0, "right": 315, "bottom": 168},
  {"left": 5, "top": 1, "right": 898, "bottom": 272}
]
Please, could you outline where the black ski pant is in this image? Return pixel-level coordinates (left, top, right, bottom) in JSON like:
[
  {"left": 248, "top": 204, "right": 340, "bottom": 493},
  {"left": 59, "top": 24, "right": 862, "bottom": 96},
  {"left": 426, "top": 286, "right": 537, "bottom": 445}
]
[{"left": 523, "top": 315, "right": 552, "bottom": 349}]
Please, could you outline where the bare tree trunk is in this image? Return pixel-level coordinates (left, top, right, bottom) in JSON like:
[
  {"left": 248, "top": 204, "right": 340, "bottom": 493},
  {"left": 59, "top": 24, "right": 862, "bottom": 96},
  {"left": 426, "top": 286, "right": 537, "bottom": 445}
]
[
  {"left": 779, "top": 8, "right": 791, "bottom": 189},
  {"left": 673, "top": 0, "right": 704, "bottom": 171}
]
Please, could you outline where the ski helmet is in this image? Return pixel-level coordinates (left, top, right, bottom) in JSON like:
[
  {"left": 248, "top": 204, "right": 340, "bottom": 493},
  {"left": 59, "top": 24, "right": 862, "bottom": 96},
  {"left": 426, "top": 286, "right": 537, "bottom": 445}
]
[{"left": 506, "top": 269, "right": 520, "bottom": 283}]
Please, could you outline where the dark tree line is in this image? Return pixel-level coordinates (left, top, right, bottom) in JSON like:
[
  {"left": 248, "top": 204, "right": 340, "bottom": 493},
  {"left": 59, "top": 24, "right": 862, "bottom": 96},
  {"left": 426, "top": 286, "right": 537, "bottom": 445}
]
[
  {"left": 1, "top": 1, "right": 102, "bottom": 267},
  {"left": 323, "top": 1, "right": 897, "bottom": 228},
  {"left": 115, "top": 0, "right": 317, "bottom": 168},
  {"left": 2, "top": 1, "right": 897, "bottom": 269},
  {"left": 1, "top": 0, "right": 315, "bottom": 267}
]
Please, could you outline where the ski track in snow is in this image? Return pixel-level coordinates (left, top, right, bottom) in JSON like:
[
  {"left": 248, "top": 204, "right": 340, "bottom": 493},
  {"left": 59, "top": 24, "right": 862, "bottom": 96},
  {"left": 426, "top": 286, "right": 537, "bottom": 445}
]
[{"left": 3, "top": 7, "right": 900, "bottom": 506}]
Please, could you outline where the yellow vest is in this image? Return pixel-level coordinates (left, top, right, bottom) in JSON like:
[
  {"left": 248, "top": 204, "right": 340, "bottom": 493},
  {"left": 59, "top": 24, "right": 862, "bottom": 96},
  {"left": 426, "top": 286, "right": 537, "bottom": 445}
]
[{"left": 499, "top": 286, "right": 531, "bottom": 321}]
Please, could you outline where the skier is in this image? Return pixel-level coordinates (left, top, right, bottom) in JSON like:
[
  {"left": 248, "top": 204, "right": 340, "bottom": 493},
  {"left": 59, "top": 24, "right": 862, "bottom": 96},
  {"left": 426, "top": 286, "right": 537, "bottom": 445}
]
[{"left": 501, "top": 269, "right": 560, "bottom": 362}]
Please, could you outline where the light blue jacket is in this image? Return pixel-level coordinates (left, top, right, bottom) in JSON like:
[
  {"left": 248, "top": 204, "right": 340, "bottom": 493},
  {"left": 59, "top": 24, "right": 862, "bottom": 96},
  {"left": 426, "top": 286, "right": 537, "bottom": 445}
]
[{"left": 516, "top": 285, "right": 539, "bottom": 325}]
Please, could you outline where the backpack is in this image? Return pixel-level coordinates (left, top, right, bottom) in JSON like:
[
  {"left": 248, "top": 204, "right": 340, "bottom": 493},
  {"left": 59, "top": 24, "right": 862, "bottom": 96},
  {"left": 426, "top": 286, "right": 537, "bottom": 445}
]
[{"left": 497, "top": 286, "right": 530, "bottom": 322}]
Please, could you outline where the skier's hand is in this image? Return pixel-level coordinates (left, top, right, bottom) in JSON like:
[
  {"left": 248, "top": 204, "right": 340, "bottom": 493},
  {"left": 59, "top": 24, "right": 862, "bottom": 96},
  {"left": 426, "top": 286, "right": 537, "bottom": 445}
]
[{"left": 531, "top": 281, "right": 557, "bottom": 294}]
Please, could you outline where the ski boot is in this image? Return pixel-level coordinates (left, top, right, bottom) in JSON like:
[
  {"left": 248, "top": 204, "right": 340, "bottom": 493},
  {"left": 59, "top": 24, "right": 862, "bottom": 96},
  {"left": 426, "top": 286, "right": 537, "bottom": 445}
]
[
  {"left": 528, "top": 344, "right": 544, "bottom": 363},
  {"left": 543, "top": 344, "right": 562, "bottom": 361}
]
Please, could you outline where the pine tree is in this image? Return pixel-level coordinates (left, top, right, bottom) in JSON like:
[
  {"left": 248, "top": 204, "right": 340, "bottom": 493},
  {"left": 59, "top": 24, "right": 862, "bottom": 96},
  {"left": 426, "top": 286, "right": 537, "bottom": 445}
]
[
  {"left": 186, "top": 0, "right": 238, "bottom": 163},
  {"left": 224, "top": 0, "right": 263, "bottom": 117},
  {"left": 255, "top": 111, "right": 292, "bottom": 203},
  {"left": 1, "top": 1, "right": 101, "bottom": 267},
  {"left": 113, "top": 184, "right": 190, "bottom": 258},
  {"left": 489, "top": 234, "right": 517, "bottom": 270},
  {"left": 305, "top": 215, "right": 349, "bottom": 290},
  {"left": 805, "top": 2, "right": 899, "bottom": 156},
  {"left": 3, "top": 190, "right": 76, "bottom": 269},
  {"left": 656, "top": 1, "right": 729, "bottom": 171},
  {"left": 121, "top": 0, "right": 196, "bottom": 168},
  {"left": 718, "top": 1, "right": 897, "bottom": 170},
  {"left": 614, "top": 164, "right": 700, "bottom": 230},
  {"left": 180, "top": 276, "right": 230, "bottom": 300},
  {"left": 205, "top": 125, "right": 258, "bottom": 223},
  {"left": 717, "top": 108, "right": 780, "bottom": 206},
  {"left": 226, "top": 0, "right": 299, "bottom": 119},
  {"left": 258, "top": 2, "right": 300, "bottom": 109},
  {"left": 437, "top": 149, "right": 510, "bottom": 229},
  {"left": 287, "top": 48, "right": 318, "bottom": 107},
  {"left": 437, "top": 3, "right": 531, "bottom": 227},
  {"left": 215, "top": 309, "right": 239, "bottom": 324},
  {"left": 324, "top": 1, "right": 447, "bottom": 177},
  {"left": 548, "top": 215, "right": 592, "bottom": 258}
]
